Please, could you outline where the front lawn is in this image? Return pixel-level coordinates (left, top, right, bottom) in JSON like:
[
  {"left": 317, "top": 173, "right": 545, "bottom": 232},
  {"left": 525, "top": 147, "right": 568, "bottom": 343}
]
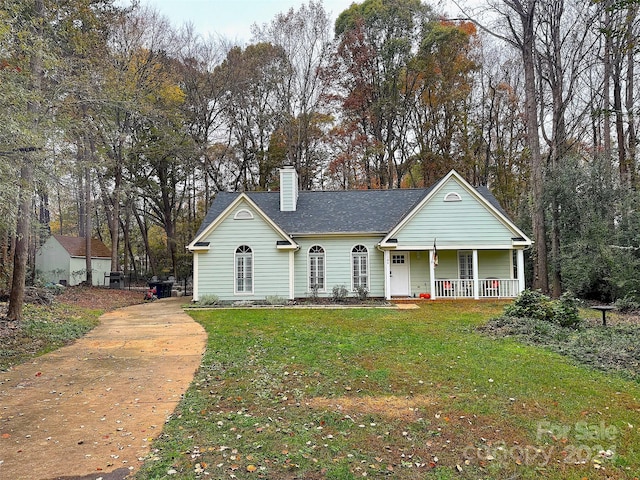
[{"left": 137, "top": 302, "right": 640, "bottom": 479}]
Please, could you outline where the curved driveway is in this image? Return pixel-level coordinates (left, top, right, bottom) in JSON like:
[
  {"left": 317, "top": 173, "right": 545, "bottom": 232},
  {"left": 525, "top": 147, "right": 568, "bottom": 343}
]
[{"left": 0, "top": 298, "right": 206, "bottom": 480}]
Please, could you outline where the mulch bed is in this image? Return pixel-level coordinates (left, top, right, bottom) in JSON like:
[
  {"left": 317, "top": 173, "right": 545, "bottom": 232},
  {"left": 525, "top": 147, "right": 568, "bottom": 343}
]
[
  {"left": 0, "top": 286, "right": 144, "bottom": 339},
  {"left": 55, "top": 285, "right": 145, "bottom": 310}
]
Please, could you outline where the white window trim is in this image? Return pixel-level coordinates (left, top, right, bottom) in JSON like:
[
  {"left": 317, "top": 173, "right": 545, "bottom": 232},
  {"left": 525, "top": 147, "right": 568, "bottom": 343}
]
[
  {"left": 444, "top": 191, "right": 462, "bottom": 202},
  {"left": 234, "top": 208, "right": 254, "bottom": 220},
  {"left": 234, "top": 245, "right": 254, "bottom": 295},
  {"left": 308, "top": 245, "right": 326, "bottom": 293},
  {"left": 351, "top": 245, "right": 369, "bottom": 291}
]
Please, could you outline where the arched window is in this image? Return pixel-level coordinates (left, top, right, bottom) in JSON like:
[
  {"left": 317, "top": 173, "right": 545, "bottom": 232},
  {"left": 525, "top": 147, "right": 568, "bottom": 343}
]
[
  {"left": 234, "top": 209, "right": 254, "bottom": 220},
  {"left": 444, "top": 192, "right": 462, "bottom": 202},
  {"left": 235, "top": 245, "right": 253, "bottom": 293},
  {"left": 352, "top": 245, "right": 368, "bottom": 290},
  {"left": 308, "top": 245, "right": 325, "bottom": 292}
]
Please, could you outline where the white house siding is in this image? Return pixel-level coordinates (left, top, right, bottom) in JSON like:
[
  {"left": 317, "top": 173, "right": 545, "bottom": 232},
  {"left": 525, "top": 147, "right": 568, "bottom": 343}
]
[
  {"left": 280, "top": 168, "right": 297, "bottom": 212},
  {"left": 35, "top": 239, "right": 69, "bottom": 284},
  {"left": 478, "top": 250, "right": 512, "bottom": 279},
  {"left": 293, "top": 237, "right": 385, "bottom": 298},
  {"left": 196, "top": 201, "right": 291, "bottom": 301},
  {"left": 68, "top": 257, "right": 112, "bottom": 286},
  {"left": 35, "top": 238, "right": 111, "bottom": 286},
  {"left": 394, "top": 177, "right": 515, "bottom": 248}
]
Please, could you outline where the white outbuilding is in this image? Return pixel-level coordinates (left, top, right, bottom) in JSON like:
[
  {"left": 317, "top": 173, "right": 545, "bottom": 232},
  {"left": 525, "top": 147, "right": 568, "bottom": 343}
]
[{"left": 35, "top": 235, "right": 112, "bottom": 286}]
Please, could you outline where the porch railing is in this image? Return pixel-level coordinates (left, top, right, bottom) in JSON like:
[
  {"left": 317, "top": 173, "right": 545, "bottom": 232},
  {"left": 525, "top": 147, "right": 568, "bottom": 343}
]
[{"left": 435, "top": 279, "right": 519, "bottom": 299}]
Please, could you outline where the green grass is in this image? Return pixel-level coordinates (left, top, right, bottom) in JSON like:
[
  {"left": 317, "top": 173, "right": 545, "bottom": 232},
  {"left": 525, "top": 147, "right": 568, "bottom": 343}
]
[
  {"left": 136, "top": 302, "right": 640, "bottom": 479},
  {"left": 0, "top": 303, "right": 102, "bottom": 370}
]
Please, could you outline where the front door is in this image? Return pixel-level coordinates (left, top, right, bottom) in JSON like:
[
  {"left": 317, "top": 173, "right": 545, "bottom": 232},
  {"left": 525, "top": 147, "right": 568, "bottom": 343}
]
[{"left": 390, "top": 252, "right": 410, "bottom": 296}]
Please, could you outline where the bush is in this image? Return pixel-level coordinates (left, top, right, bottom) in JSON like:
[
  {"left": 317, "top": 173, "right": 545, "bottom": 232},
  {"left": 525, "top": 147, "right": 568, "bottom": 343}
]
[
  {"left": 198, "top": 294, "right": 219, "bottom": 306},
  {"left": 331, "top": 285, "right": 349, "bottom": 303},
  {"left": 615, "top": 295, "right": 640, "bottom": 313},
  {"left": 503, "top": 289, "right": 581, "bottom": 328},
  {"left": 265, "top": 295, "right": 286, "bottom": 305},
  {"left": 552, "top": 292, "right": 581, "bottom": 328},
  {"left": 504, "top": 289, "right": 553, "bottom": 322},
  {"left": 355, "top": 285, "right": 369, "bottom": 301},
  {"left": 310, "top": 284, "right": 320, "bottom": 301}
]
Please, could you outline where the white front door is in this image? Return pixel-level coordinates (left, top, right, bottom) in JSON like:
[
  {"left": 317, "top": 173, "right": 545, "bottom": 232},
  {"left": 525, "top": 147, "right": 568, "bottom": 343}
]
[{"left": 390, "top": 253, "right": 410, "bottom": 296}]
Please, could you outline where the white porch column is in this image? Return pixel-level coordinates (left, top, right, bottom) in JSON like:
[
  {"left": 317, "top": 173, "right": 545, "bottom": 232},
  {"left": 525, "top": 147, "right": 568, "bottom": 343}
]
[
  {"left": 384, "top": 249, "right": 391, "bottom": 300},
  {"left": 517, "top": 249, "right": 525, "bottom": 293},
  {"left": 429, "top": 249, "right": 436, "bottom": 300},
  {"left": 472, "top": 249, "right": 479, "bottom": 299},
  {"left": 289, "top": 250, "right": 295, "bottom": 299}
]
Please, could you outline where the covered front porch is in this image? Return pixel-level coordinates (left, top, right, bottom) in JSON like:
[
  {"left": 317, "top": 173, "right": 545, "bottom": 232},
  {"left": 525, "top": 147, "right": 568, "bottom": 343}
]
[{"left": 382, "top": 248, "right": 526, "bottom": 300}]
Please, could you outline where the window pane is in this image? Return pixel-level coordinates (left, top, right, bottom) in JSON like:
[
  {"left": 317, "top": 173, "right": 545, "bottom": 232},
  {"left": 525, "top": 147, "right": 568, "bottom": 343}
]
[
  {"left": 352, "top": 252, "right": 368, "bottom": 289},
  {"left": 236, "top": 249, "right": 253, "bottom": 293},
  {"left": 459, "top": 252, "right": 473, "bottom": 279},
  {"left": 309, "top": 246, "right": 325, "bottom": 290}
]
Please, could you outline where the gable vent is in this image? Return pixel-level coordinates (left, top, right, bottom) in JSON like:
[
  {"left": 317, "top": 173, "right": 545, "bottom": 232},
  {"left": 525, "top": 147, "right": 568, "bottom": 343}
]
[
  {"left": 234, "top": 209, "right": 254, "bottom": 220},
  {"left": 444, "top": 192, "right": 462, "bottom": 202}
]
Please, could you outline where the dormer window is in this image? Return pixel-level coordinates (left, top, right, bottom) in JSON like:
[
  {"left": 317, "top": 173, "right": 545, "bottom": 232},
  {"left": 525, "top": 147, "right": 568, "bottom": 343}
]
[
  {"left": 234, "top": 209, "right": 254, "bottom": 220},
  {"left": 444, "top": 192, "right": 462, "bottom": 202}
]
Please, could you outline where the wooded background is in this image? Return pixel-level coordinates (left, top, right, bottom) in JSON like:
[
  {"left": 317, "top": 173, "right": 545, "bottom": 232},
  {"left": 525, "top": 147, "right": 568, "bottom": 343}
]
[{"left": 1, "top": 0, "right": 638, "bottom": 320}]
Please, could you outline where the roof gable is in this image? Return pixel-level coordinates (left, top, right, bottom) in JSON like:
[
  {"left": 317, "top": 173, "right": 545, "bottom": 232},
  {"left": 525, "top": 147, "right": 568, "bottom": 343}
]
[
  {"left": 188, "top": 194, "right": 296, "bottom": 249},
  {"left": 381, "top": 170, "right": 532, "bottom": 247},
  {"left": 52, "top": 235, "right": 112, "bottom": 258}
]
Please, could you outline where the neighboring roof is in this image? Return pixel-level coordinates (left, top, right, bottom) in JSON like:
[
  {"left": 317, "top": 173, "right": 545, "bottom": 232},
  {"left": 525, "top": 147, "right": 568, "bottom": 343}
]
[
  {"left": 194, "top": 171, "right": 525, "bottom": 240},
  {"left": 52, "top": 235, "right": 112, "bottom": 259}
]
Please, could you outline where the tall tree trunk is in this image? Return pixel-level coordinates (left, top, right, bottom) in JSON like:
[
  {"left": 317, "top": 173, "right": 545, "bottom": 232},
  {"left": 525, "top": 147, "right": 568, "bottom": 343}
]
[
  {"left": 518, "top": 0, "right": 549, "bottom": 292},
  {"left": 546, "top": 0, "right": 566, "bottom": 298},
  {"left": 603, "top": 2, "right": 612, "bottom": 159},
  {"left": 625, "top": 5, "right": 637, "bottom": 186},
  {"left": 7, "top": 159, "right": 34, "bottom": 321},
  {"left": 85, "top": 163, "right": 92, "bottom": 286},
  {"left": 613, "top": 46, "right": 627, "bottom": 184},
  {"left": 77, "top": 143, "right": 85, "bottom": 237},
  {"left": 134, "top": 204, "right": 158, "bottom": 277},
  {"left": 7, "top": 0, "right": 44, "bottom": 322},
  {"left": 110, "top": 163, "right": 122, "bottom": 271}
]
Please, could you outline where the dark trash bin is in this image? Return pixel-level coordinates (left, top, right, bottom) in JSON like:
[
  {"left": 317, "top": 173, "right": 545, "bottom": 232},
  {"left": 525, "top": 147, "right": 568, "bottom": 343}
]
[
  {"left": 148, "top": 281, "right": 173, "bottom": 298},
  {"left": 110, "top": 272, "right": 124, "bottom": 289}
]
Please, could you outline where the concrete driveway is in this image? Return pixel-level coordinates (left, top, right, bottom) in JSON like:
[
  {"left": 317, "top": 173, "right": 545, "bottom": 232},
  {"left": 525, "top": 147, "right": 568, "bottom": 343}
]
[{"left": 0, "top": 298, "right": 207, "bottom": 480}]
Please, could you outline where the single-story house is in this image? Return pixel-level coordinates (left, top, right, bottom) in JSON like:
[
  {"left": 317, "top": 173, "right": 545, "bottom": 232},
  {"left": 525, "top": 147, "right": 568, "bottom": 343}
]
[
  {"left": 35, "top": 235, "right": 112, "bottom": 286},
  {"left": 187, "top": 167, "right": 532, "bottom": 301}
]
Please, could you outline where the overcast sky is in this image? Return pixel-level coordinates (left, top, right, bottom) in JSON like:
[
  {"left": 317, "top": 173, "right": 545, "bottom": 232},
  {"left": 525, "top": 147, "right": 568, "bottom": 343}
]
[{"left": 134, "top": 0, "right": 358, "bottom": 43}]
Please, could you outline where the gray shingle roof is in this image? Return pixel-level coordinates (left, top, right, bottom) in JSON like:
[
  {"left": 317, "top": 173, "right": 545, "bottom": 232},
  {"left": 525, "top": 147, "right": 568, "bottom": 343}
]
[
  {"left": 195, "top": 188, "right": 431, "bottom": 238},
  {"left": 194, "top": 183, "right": 511, "bottom": 239}
]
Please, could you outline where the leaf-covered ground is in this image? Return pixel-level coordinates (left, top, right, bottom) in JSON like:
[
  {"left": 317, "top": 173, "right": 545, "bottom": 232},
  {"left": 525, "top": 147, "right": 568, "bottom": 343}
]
[
  {"left": 0, "top": 286, "right": 144, "bottom": 370},
  {"left": 136, "top": 302, "right": 640, "bottom": 480},
  {"left": 480, "top": 309, "right": 640, "bottom": 381}
]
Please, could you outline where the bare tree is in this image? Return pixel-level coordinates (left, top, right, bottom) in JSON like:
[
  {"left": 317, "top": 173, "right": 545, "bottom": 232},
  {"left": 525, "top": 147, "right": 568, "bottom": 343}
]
[
  {"left": 499, "top": 0, "right": 549, "bottom": 293},
  {"left": 252, "top": 1, "right": 333, "bottom": 189}
]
